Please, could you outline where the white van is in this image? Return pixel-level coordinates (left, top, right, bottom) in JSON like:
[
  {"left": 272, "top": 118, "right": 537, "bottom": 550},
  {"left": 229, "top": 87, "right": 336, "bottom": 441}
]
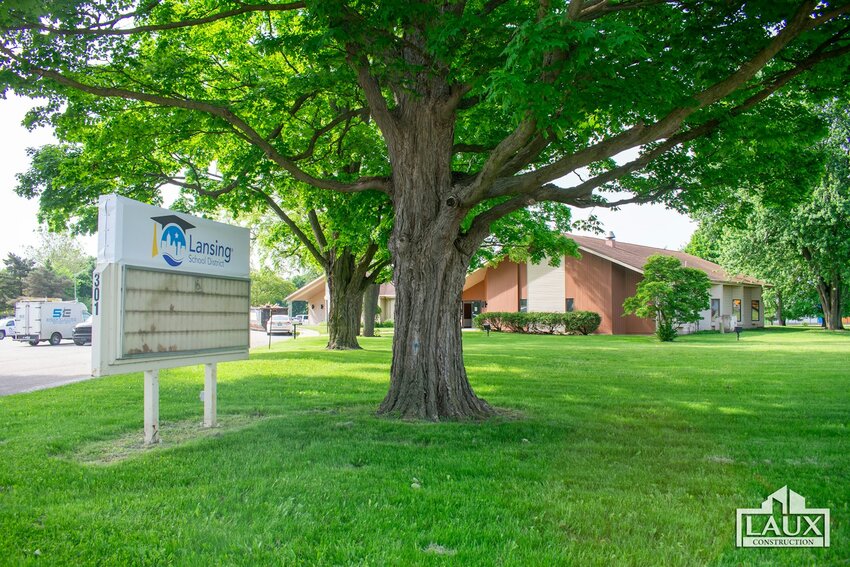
[{"left": 14, "top": 300, "right": 90, "bottom": 346}]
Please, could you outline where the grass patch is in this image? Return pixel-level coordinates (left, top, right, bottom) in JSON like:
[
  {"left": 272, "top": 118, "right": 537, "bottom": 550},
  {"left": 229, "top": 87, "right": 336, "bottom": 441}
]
[
  {"left": 0, "top": 328, "right": 848, "bottom": 565},
  {"left": 69, "top": 414, "right": 270, "bottom": 465}
]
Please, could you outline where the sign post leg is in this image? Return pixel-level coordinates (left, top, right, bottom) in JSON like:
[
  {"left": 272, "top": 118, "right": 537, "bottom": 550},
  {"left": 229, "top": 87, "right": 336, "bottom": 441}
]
[
  {"left": 204, "top": 363, "right": 217, "bottom": 428},
  {"left": 144, "top": 370, "right": 160, "bottom": 444}
]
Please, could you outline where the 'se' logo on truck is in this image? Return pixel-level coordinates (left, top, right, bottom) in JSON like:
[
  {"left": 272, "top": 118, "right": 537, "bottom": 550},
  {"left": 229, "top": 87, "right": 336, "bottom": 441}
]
[{"left": 52, "top": 309, "right": 72, "bottom": 318}]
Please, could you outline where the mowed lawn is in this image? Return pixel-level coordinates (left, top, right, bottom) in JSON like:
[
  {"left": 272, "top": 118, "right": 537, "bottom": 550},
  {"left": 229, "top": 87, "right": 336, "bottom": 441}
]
[{"left": 0, "top": 328, "right": 848, "bottom": 566}]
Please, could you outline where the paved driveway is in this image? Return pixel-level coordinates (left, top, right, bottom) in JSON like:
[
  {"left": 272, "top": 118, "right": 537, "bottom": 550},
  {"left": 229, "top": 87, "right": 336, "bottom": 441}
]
[
  {"left": 0, "top": 338, "right": 93, "bottom": 396},
  {"left": 0, "top": 330, "right": 314, "bottom": 396}
]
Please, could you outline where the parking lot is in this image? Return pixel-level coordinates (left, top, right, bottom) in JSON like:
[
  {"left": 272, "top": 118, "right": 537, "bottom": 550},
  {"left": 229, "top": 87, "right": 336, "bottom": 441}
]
[{"left": 0, "top": 330, "right": 306, "bottom": 396}]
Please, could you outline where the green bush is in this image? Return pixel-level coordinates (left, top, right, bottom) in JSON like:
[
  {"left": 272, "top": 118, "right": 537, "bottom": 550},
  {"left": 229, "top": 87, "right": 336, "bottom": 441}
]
[
  {"left": 474, "top": 311, "right": 601, "bottom": 335},
  {"left": 375, "top": 320, "right": 394, "bottom": 328},
  {"left": 565, "top": 311, "right": 602, "bottom": 335}
]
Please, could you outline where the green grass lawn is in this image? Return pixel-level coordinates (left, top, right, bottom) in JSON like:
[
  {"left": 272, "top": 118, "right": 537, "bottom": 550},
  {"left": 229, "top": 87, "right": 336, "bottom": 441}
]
[{"left": 0, "top": 328, "right": 848, "bottom": 565}]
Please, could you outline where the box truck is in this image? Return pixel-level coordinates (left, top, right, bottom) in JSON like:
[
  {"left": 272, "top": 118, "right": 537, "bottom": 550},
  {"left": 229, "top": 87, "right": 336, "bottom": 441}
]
[{"left": 14, "top": 300, "right": 90, "bottom": 346}]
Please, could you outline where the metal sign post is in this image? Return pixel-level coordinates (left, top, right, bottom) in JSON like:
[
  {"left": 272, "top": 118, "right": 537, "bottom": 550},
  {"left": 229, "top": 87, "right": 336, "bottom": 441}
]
[
  {"left": 204, "top": 363, "right": 217, "bottom": 428},
  {"left": 144, "top": 370, "right": 160, "bottom": 444}
]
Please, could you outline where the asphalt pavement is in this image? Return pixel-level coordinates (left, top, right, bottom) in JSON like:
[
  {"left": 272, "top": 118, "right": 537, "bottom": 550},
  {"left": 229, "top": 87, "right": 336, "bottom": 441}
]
[{"left": 0, "top": 330, "right": 311, "bottom": 396}]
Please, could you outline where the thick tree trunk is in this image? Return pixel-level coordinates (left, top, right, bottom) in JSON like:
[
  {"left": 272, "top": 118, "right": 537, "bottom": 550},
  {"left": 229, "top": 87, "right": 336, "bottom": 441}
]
[
  {"left": 377, "top": 96, "right": 493, "bottom": 420},
  {"left": 775, "top": 290, "right": 785, "bottom": 326},
  {"left": 326, "top": 249, "right": 364, "bottom": 350},
  {"left": 379, "top": 234, "right": 492, "bottom": 419},
  {"left": 815, "top": 277, "right": 844, "bottom": 331},
  {"left": 362, "top": 284, "right": 379, "bottom": 337}
]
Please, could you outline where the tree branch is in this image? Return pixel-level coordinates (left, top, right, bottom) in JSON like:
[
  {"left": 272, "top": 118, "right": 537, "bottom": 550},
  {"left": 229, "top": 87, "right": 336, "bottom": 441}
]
[
  {"left": 4, "top": 2, "right": 307, "bottom": 37},
  {"left": 291, "top": 108, "right": 363, "bottom": 162},
  {"left": 365, "top": 259, "right": 391, "bottom": 284},
  {"left": 459, "top": 118, "right": 538, "bottom": 204},
  {"left": 1, "top": 48, "right": 391, "bottom": 195},
  {"left": 307, "top": 209, "right": 328, "bottom": 252},
  {"left": 345, "top": 46, "right": 398, "bottom": 143},
  {"left": 255, "top": 190, "right": 328, "bottom": 269},
  {"left": 464, "top": 26, "right": 850, "bottom": 245},
  {"left": 354, "top": 242, "right": 379, "bottom": 283},
  {"left": 490, "top": 1, "right": 827, "bottom": 197}
]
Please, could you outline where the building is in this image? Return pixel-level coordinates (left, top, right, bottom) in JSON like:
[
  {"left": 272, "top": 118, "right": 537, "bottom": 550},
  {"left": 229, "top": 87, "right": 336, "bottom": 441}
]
[
  {"left": 285, "top": 234, "right": 766, "bottom": 334},
  {"left": 461, "top": 234, "right": 766, "bottom": 334},
  {"left": 284, "top": 277, "right": 396, "bottom": 325}
]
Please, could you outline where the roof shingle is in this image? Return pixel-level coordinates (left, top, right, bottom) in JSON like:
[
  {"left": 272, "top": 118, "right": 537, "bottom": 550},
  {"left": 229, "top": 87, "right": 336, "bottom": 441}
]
[{"left": 567, "top": 234, "right": 766, "bottom": 286}]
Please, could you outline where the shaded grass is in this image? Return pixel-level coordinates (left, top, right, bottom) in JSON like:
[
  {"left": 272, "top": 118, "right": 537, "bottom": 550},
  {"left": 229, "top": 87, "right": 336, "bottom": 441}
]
[{"left": 0, "top": 328, "right": 848, "bottom": 565}]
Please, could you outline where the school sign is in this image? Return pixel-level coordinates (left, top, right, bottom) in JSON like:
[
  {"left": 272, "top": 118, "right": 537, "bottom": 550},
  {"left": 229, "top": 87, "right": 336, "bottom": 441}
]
[{"left": 93, "top": 195, "right": 250, "bottom": 443}]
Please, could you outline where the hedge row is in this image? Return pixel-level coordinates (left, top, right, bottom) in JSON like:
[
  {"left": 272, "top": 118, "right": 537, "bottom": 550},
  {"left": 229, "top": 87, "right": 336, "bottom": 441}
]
[{"left": 474, "top": 311, "right": 602, "bottom": 335}]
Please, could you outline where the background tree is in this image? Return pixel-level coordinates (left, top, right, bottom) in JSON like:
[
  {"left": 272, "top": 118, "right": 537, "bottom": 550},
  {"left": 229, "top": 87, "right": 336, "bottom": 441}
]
[
  {"left": 624, "top": 255, "right": 712, "bottom": 341},
  {"left": 0, "top": 253, "right": 35, "bottom": 311},
  {"left": 250, "top": 269, "right": 296, "bottom": 307},
  {"left": 17, "top": 141, "right": 393, "bottom": 350},
  {"left": 27, "top": 228, "right": 91, "bottom": 279},
  {"left": 4, "top": 1, "right": 850, "bottom": 418},
  {"left": 685, "top": 104, "right": 850, "bottom": 330},
  {"left": 686, "top": 217, "right": 822, "bottom": 325},
  {"left": 255, "top": 189, "right": 393, "bottom": 349},
  {"left": 361, "top": 283, "right": 380, "bottom": 337},
  {"left": 23, "top": 265, "right": 73, "bottom": 299}
]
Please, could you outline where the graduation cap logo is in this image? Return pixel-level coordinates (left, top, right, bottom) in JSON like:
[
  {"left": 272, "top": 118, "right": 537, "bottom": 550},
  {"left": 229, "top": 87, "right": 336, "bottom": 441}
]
[{"left": 151, "top": 215, "right": 196, "bottom": 267}]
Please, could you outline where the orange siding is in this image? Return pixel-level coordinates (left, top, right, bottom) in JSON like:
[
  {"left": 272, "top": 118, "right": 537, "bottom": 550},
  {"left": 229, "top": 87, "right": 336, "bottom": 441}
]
[
  {"left": 565, "top": 253, "right": 614, "bottom": 333},
  {"left": 462, "top": 280, "right": 486, "bottom": 301},
  {"left": 612, "top": 264, "right": 655, "bottom": 334},
  {"left": 486, "top": 260, "right": 521, "bottom": 312}
]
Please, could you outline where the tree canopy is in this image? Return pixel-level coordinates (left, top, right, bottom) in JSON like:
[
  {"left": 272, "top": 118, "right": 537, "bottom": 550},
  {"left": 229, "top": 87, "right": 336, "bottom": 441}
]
[{"left": 685, "top": 104, "right": 850, "bottom": 329}]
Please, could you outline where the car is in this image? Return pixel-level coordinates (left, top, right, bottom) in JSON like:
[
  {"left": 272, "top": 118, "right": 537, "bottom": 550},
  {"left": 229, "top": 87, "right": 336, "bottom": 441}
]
[
  {"left": 293, "top": 314, "right": 308, "bottom": 324},
  {"left": 73, "top": 316, "right": 93, "bottom": 345},
  {"left": 266, "top": 314, "right": 294, "bottom": 335},
  {"left": 0, "top": 317, "right": 15, "bottom": 340}
]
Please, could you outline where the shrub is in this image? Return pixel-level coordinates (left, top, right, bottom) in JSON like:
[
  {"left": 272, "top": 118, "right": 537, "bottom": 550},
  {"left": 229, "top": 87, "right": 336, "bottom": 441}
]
[
  {"left": 536, "top": 312, "right": 562, "bottom": 334},
  {"left": 563, "top": 311, "right": 602, "bottom": 335},
  {"left": 375, "top": 320, "right": 394, "bottom": 328},
  {"left": 474, "top": 311, "right": 601, "bottom": 335}
]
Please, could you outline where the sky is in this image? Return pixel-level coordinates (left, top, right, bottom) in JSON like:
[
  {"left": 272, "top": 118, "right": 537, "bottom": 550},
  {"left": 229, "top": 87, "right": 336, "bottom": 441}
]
[{"left": 0, "top": 94, "right": 697, "bottom": 263}]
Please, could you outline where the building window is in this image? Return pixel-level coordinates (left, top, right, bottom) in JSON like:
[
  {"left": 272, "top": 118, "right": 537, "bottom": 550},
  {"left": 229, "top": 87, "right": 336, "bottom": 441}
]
[
  {"left": 519, "top": 299, "right": 527, "bottom": 313},
  {"left": 733, "top": 299, "right": 742, "bottom": 322},
  {"left": 565, "top": 298, "right": 575, "bottom": 312},
  {"left": 751, "top": 300, "right": 760, "bottom": 322},
  {"left": 711, "top": 298, "right": 720, "bottom": 320}
]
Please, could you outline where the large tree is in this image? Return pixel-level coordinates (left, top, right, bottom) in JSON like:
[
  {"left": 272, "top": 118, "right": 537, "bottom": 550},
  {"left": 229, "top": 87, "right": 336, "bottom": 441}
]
[{"left": 3, "top": 1, "right": 850, "bottom": 418}]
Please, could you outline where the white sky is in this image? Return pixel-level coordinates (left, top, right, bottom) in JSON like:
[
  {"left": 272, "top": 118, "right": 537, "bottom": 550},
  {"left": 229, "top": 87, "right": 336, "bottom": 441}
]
[{"left": 0, "top": 94, "right": 696, "bottom": 262}]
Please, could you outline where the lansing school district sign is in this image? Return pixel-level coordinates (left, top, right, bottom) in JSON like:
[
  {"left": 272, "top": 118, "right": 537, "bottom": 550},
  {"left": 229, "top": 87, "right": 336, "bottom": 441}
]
[
  {"left": 93, "top": 195, "right": 250, "bottom": 376},
  {"left": 98, "top": 195, "right": 248, "bottom": 277}
]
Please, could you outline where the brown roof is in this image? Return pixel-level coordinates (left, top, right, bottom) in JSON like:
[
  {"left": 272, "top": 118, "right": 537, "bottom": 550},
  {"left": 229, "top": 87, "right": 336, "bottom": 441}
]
[{"left": 567, "top": 234, "right": 766, "bottom": 286}]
